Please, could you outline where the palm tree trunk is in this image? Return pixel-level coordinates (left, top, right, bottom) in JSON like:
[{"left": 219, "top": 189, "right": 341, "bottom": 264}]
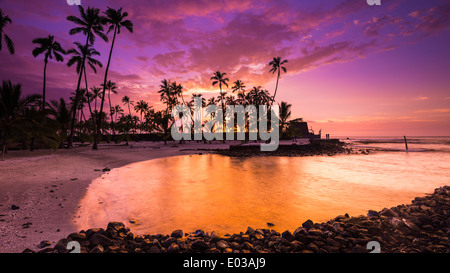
[
  {"left": 68, "top": 34, "right": 89, "bottom": 148},
  {"left": 219, "top": 83, "right": 225, "bottom": 143},
  {"left": 84, "top": 68, "right": 94, "bottom": 123},
  {"left": 42, "top": 59, "right": 48, "bottom": 111},
  {"left": 271, "top": 69, "right": 280, "bottom": 105},
  {"left": 94, "top": 26, "right": 117, "bottom": 150},
  {"left": 108, "top": 89, "right": 116, "bottom": 138}
]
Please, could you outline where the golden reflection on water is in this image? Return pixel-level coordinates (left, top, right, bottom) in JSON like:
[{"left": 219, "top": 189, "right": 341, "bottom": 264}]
[{"left": 77, "top": 153, "right": 450, "bottom": 235}]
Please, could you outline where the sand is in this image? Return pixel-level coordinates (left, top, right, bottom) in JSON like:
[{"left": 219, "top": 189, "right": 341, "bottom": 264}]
[{"left": 0, "top": 140, "right": 237, "bottom": 253}]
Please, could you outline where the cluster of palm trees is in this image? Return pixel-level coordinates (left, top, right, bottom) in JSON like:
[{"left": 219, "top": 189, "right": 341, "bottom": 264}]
[{"left": 1, "top": 7, "right": 298, "bottom": 155}]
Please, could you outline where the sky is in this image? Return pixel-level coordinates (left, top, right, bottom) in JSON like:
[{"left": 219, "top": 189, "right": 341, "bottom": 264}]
[{"left": 1, "top": 0, "right": 449, "bottom": 136}]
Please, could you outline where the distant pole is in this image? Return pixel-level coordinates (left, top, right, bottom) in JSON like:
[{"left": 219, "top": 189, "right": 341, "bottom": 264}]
[{"left": 404, "top": 135, "right": 408, "bottom": 150}]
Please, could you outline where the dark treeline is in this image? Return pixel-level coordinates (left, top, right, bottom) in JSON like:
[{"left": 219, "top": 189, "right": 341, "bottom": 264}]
[{"left": 0, "top": 7, "right": 301, "bottom": 158}]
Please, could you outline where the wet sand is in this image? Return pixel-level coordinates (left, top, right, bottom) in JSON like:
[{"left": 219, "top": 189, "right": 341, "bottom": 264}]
[{"left": 0, "top": 141, "right": 234, "bottom": 253}]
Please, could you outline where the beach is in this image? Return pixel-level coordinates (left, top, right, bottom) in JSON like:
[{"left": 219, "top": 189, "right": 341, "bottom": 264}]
[
  {"left": 1, "top": 139, "right": 449, "bottom": 253},
  {"left": 0, "top": 141, "right": 226, "bottom": 253}
]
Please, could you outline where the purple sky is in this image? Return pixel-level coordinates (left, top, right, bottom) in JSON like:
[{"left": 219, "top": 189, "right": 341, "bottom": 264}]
[{"left": 1, "top": 0, "right": 450, "bottom": 136}]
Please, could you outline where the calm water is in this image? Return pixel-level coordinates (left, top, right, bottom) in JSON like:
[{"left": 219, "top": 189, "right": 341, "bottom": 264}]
[{"left": 76, "top": 137, "right": 450, "bottom": 235}]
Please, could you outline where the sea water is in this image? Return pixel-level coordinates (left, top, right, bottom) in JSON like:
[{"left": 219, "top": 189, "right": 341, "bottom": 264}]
[{"left": 76, "top": 137, "right": 450, "bottom": 235}]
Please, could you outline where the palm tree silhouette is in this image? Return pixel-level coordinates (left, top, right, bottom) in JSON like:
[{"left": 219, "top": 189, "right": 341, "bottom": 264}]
[
  {"left": 101, "top": 80, "right": 118, "bottom": 137},
  {"left": 121, "top": 95, "right": 133, "bottom": 116},
  {"left": 211, "top": 71, "right": 229, "bottom": 112},
  {"left": 0, "top": 81, "right": 39, "bottom": 159},
  {"left": 211, "top": 71, "right": 229, "bottom": 141},
  {"left": 279, "top": 101, "right": 292, "bottom": 133},
  {"left": 232, "top": 80, "right": 246, "bottom": 94},
  {"left": 0, "top": 9, "right": 14, "bottom": 54},
  {"left": 49, "top": 98, "right": 72, "bottom": 147},
  {"left": 67, "top": 5, "right": 108, "bottom": 148},
  {"left": 67, "top": 42, "right": 102, "bottom": 129},
  {"left": 269, "top": 57, "right": 288, "bottom": 104},
  {"left": 32, "top": 35, "right": 66, "bottom": 111},
  {"left": 95, "top": 7, "right": 133, "bottom": 150},
  {"left": 134, "top": 100, "right": 149, "bottom": 133},
  {"left": 158, "top": 79, "right": 172, "bottom": 114}
]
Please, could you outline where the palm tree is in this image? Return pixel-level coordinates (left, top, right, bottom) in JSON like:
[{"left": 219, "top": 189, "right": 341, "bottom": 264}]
[
  {"left": 100, "top": 80, "right": 118, "bottom": 136},
  {"left": 211, "top": 71, "right": 229, "bottom": 140},
  {"left": 232, "top": 80, "right": 246, "bottom": 94},
  {"left": 66, "top": 42, "right": 103, "bottom": 78},
  {"left": 268, "top": 57, "right": 288, "bottom": 104},
  {"left": 67, "top": 5, "right": 108, "bottom": 148},
  {"left": 134, "top": 100, "right": 149, "bottom": 133},
  {"left": 113, "top": 105, "right": 123, "bottom": 124},
  {"left": 0, "top": 9, "right": 14, "bottom": 54},
  {"left": 211, "top": 71, "right": 229, "bottom": 112},
  {"left": 158, "top": 79, "right": 173, "bottom": 114},
  {"left": 67, "top": 42, "right": 102, "bottom": 130},
  {"left": 121, "top": 95, "right": 133, "bottom": 116},
  {"left": 0, "top": 81, "right": 39, "bottom": 159},
  {"left": 49, "top": 98, "right": 72, "bottom": 147},
  {"left": 32, "top": 35, "right": 66, "bottom": 111},
  {"left": 94, "top": 7, "right": 133, "bottom": 150},
  {"left": 90, "top": 86, "right": 102, "bottom": 111},
  {"left": 279, "top": 101, "right": 292, "bottom": 133}
]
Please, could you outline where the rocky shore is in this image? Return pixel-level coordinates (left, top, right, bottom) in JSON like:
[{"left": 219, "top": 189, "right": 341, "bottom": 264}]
[
  {"left": 24, "top": 186, "right": 450, "bottom": 253},
  {"left": 215, "top": 139, "right": 362, "bottom": 157}
]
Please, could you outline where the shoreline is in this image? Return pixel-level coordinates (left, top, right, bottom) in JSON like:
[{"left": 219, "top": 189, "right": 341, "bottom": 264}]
[
  {"left": 1, "top": 140, "right": 447, "bottom": 253},
  {"left": 25, "top": 185, "right": 450, "bottom": 253},
  {"left": 0, "top": 141, "right": 226, "bottom": 253}
]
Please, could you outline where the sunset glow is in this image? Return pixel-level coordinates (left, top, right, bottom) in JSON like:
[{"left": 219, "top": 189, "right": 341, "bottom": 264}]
[{"left": 1, "top": 0, "right": 449, "bottom": 136}]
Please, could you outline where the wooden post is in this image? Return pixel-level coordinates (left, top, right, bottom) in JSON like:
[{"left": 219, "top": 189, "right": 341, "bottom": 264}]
[{"left": 404, "top": 135, "right": 408, "bottom": 150}]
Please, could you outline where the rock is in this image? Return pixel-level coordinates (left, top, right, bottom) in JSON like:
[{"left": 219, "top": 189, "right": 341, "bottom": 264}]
[
  {"left": 282, "top": 230, "right": 295, "bottom": 242},
  {"left": 367, "top": 210, "right": 379, "bottom": 217},
  {"left": 195, "top": 229, "right": 206, "bottom": 237},
  {"left": 68, "top": 232, "right": 87, "bottom": 241},
  {"left": 107, "top": 222, "right": 125, "bottom": 231},
  {"left": 167, "top": 244, "right": 180, "bottom": 253},
  {"left": 89, "top": 234, "right": 113, "bottom": 247},
  {"left": 308, "top": 229, "right": 323, "bottom": 237},
  {"left": 191, "top": 240, "right": 209, "bottom": 252},
  {"left": 170, "top": 230, "right": 183, "bottom": 239},
  {"left": 246, "top": 226, "right": 255, "bottom": 235},
  {"left": 89, "top": 245, "right": 104, "bottom": 253},
  {"left": 147, "top": 245, "right": 161, "bottom": 253},
  {"left": 267, "top": 222, "right": 275, "bottom": 227},
  {"left": 302, "top": 219, "right": 314, "bottom": 230},
  {"left": 102, "top": 167, "right": 111, "bottom": 172},
  {"left": 379, "top": 208, "right": 399, "bottom": 218},
  {"left": 38, "top": 241, "right": 51, "bottom": 249},
  {"left": 11, "top": 205, "right": 20, "bottom": 210},
  {"left": 162, "top": 237, "right": 177, "bottom": 248},
  {"left": 216, "top": 240, "right": 229, "bottom": 250}
]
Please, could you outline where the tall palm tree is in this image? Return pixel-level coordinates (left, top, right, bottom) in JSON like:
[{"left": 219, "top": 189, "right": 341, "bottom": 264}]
[
  {"left": 32, "top": 35, "right": 66, "bottom": 111},
  {"left": 158, "top": 79, "right": 173, "bottom": 114},
  {"left": 211, "top": 71, "right": 229, "bottom": 112},
  {"left": 121, "top": 95, "right": 133, "bottom": 116},
  {"left": 66, "top": 42, "right": 103, "bottom": 76},
  {"left": 268, "top": 57, "right": 288, "bottom": 104},
  {"left": 67, "top": 5, "right": 108, "bottom": 148},
  {"left": 94, "top": 7, "right": 133, "bottom": 150},
  {"left": 0, "top": 9, "right": 14, "bottom": 54},
  {"left": 67, "top": 42, "right": 102, "bottom": 127}
]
